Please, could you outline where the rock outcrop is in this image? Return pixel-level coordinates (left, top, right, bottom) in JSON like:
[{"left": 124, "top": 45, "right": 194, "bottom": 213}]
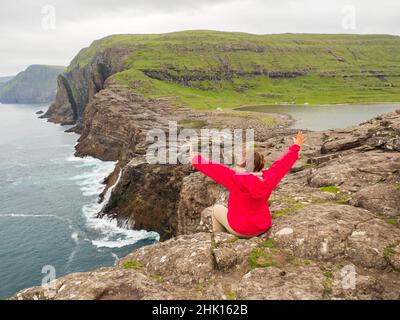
[
  {"left": 64, "top": 81, "right": 289, "bottom": 239},
  {"left": 21, "top": 31, "right": 400, "bottom": 300},
  {"left": 12, "top": 230, "right": 400, "bottom": 300},
  {"left": 42, "top": 46, "right": 133, "bottom": 124},
  {"left": 12, "top": 106, "right": 400, "bottom": 300}
]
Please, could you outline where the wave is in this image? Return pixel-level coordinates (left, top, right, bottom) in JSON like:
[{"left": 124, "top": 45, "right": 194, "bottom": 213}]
[
  {"left": 69, "top": 157, "right": 115, "bottom": 197},
  {"left": 0, "top": 213, "right": 68, "bottom": 221},
  {"left": 71, "top": 232, "right": 80, "bottom": 244},
  {"left": 0, "top": 213, "right": 76, "bottom": 234},
  {"left": 69, "top": 155, "right": 159, "bottom": 249},
  {"left": 66, "top": 247, "right": 79, "bottom": 269}
]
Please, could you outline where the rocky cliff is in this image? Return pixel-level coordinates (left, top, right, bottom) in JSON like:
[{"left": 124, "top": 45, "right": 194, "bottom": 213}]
[
  {"left": 12, "top": 86, "right": 400, "bottom": 299},
  {"left": 16, "top": 31, "right": 400, "bottom": 300},
  {"left": 0, "top": 65, "right": 65, "bottom": 104},
  {"left": 69, "top": 81, "right": 289, "bottom": 239}
]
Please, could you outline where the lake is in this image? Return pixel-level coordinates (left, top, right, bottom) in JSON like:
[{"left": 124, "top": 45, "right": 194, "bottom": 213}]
[{"left": 236, "top": 103, "right": 400, "bottom": 131}]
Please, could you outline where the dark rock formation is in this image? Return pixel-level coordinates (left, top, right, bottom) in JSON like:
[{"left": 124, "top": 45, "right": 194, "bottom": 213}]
[
  {"left": 101, "top": 161, "right": 193, "bottom": 241},
  {"left": 141, "top": 67, "right": 308, "bottom": 87},
  {"left": 65, "top": 82, "right": 289, "bottom": 239},
  {"left": 43, "top": 47, "right": 133, "bottom": 124}
]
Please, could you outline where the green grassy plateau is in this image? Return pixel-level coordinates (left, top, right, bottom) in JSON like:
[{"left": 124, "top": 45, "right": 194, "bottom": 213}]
[{"left": 70, "top": 30, "right": 400, "bottom": 109}]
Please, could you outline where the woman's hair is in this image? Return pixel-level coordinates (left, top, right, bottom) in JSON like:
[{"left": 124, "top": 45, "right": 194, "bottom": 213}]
[{"left": 237, "top": 149, "right": 266, "bottom": 173}]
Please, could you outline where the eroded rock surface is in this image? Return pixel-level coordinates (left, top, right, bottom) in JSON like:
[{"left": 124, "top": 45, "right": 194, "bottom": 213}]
[
  {"left": 12, "top": 229, "right": 400, "bottom": 300},
  {"left": 19, "top": 72, "right": 400, "bottom": 300}
]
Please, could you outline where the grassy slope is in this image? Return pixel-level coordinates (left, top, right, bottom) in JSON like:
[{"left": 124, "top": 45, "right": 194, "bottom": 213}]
[{"left": 70, "top": 30, "right": 400, "bottom": 109}]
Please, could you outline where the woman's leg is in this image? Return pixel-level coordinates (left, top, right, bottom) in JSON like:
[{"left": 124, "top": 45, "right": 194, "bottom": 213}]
[
  {"left": 212, "top": 204, "right": 249, "bottom": 237},
  {"left": 210, "top": 205, "right": 227, "bottom": 232}
]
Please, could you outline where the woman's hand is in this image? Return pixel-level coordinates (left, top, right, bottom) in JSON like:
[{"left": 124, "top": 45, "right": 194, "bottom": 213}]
[{"left": 293, "top": 131, "right": 305, "bottom": 147}]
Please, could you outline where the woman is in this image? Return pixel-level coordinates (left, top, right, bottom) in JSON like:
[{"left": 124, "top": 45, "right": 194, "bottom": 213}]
[{"left": 191, "top": 131, "right": 305, "bottom": 238}]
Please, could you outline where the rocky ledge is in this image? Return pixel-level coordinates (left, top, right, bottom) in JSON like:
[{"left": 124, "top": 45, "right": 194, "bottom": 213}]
[{"left": 12, "top": 87, "right": 400, "bottom": 299}]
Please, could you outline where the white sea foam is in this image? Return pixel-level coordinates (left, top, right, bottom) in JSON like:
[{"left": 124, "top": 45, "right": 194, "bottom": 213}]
[
  {"left": 71, "top": 232, "right": 79, "bottom": 244},
  {"left": 0, "top": 213, "right": 65, "bottom": 220},
  {"left": 69, "top": 155, "right": 160, "bottom": 249},
  {"left": 66, "top": 247, "right": 78, "bottom": 266}
]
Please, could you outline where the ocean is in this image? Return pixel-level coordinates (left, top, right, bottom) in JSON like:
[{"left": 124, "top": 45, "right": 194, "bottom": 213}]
[{"left": 0, "top": 103, "right": 159, "bottom": 299}]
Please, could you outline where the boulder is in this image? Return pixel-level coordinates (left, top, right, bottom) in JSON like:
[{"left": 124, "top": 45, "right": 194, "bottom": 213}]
[
  {"left": 346, "top": 219, "right": 400, "bottom": 270},
  {"left": 350, "top": 184, "right": 400, "bottom": 217},
  {"left": 270, "top": 204, "right": 375, "bottom": 260}
]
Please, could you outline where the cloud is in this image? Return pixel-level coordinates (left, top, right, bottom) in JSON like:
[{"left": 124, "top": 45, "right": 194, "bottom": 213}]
[{"left": 0, "top": 0, "right": 399, "bottom": 76}]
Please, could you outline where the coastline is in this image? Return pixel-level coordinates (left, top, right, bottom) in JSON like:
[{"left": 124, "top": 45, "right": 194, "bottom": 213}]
[
  {"left": 11, "top": 106, "right": 400, "bottom": 300},
  {"left": 0, "top": 104, "right": 160, "bottom": 299}
]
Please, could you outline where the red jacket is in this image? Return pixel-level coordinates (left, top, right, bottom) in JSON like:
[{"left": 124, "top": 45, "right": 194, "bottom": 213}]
[{"left": 192, "top": 144, "right": 300, "bottom": 236}]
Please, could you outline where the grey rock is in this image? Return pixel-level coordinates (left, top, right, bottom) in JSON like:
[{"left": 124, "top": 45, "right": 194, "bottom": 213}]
[
  {"left": 234, "top": 266, "right": 325, "bottom": 300},
  {"left": 350, "top": 184, "right": 400, "bottom": 217},
  {"left": 270, "top": 204, "right": 375, "bottom": 261},
  {"left": 119, "top": 233, "right": 214, "bottom": 287}
]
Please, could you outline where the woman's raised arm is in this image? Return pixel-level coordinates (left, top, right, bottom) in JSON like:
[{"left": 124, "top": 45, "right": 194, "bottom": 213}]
[
  {"left": 262, "top": 131, "right": 305, "bottom": 190},
  {"left": 191, "top": 154, "right": 236, "bottom": 190}
]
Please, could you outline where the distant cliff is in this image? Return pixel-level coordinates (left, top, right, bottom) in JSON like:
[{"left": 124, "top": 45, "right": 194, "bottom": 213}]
[
  {"left": 0, "top": 65, "right": 65, "bottom": 104},
  {"left": 0, "top": 76, "right": 13, "bottom": 88}
]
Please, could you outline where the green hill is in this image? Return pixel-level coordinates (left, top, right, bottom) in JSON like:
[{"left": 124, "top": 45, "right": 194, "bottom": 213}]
[
  {"left": 61, "top": 31, "right": 400, "bottom": 113},
  {"left": 0, "top": 65, "right": 65, "bottom": 104}
]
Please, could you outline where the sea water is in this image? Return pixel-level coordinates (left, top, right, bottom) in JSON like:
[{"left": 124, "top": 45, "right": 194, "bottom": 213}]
[{"left": 0, "top": 103, "right": 159, "bottom": 299}]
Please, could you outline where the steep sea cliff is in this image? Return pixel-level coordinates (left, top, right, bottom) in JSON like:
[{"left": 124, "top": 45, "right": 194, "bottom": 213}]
[{"left": 12, "top": 31, "right": 400, "bottom": 299}]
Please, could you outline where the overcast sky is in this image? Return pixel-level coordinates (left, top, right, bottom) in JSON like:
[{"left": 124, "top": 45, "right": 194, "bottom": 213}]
[{"left": 0, "top": 0, "right": 399, "bottom": 76}]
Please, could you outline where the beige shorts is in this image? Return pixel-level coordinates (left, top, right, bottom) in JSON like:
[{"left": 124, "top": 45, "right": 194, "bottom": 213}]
[{"left": 210, "top": 204, "right": 252, "bottom": 238}]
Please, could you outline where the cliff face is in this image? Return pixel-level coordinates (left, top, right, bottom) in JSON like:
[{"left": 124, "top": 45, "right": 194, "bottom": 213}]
[
  {"left": 43, "top": 46, "right": 132, "bottom": 124},
  {"left": 72, "top": 81, "right": 288, "bottom": 239},
  {"left": 0, "top": 65, "right": 65, "bottom": 104},
  {"left": 12, "top": 109, "right": 400, "bottom": 300},
  {"left": 20, "top": 31, "right": 400, "bottom": 300},
  {"left": 43, "top": 31, "right": 400, "bottom": 124}
]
